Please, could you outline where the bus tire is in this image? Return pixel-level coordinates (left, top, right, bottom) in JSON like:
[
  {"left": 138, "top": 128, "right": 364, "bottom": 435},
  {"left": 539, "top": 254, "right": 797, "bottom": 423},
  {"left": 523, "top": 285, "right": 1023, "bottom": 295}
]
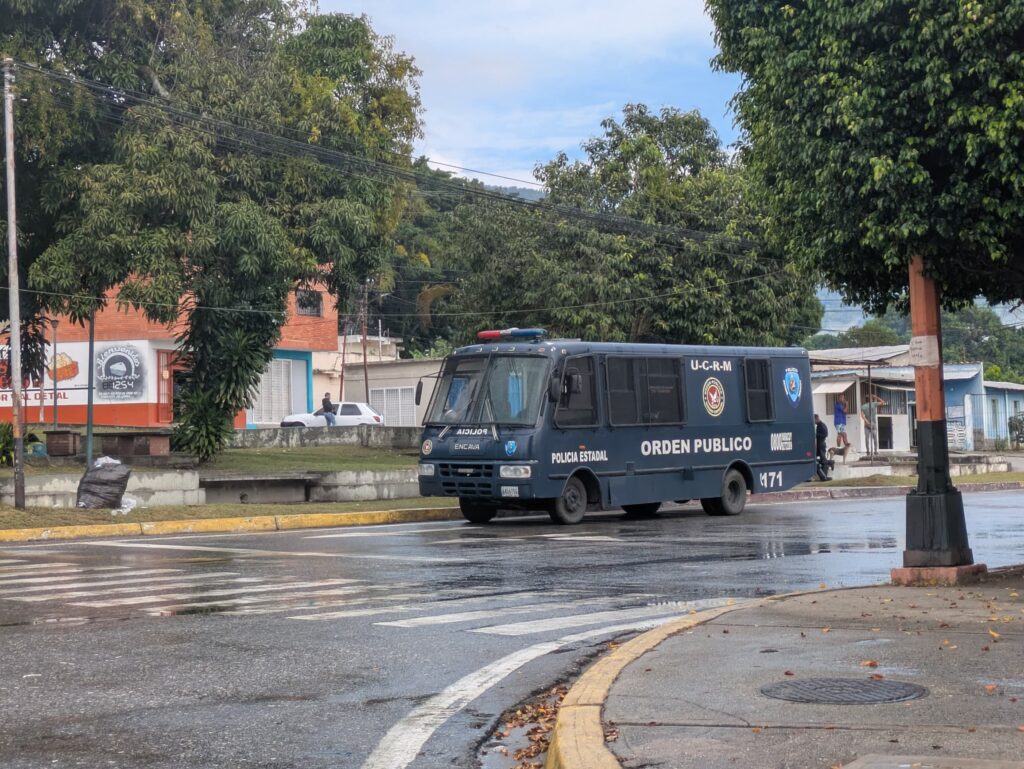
[
  {"left": 459, "top": 499, "right": 497, "bottom": 524},
  {"left": 548, "top": 476, "right": 587, "bottom": 525},
  {"left": 622, "top": 502, "right": 661, "bottom": 519},
  {"left": 715, "top": 469, "right": 748, "bottom": 516},
  {"left": 700, "top": 498, "right": 724, "bottom": 515}
]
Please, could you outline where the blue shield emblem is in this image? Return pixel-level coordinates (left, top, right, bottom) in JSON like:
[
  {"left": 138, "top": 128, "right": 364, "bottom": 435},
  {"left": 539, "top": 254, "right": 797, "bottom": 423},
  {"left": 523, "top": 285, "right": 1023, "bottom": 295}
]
[
  {"left": 505, "top": 440, "right": 518, "bottom": 457},
  {"left": 783, "top": 368, "right": 802, "bottom": 406}
]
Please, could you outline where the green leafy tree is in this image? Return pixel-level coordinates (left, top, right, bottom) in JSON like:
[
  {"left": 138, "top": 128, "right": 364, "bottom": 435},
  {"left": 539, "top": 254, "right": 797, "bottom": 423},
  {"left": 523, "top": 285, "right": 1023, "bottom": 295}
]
[
  {"left": 708, "top": 0, "right": 1024, "bottom": 313},
  {"left": 3, "top": 2, "right": 421, "bottom": 458},
  {"left": 445, "top": 105, "right": 821, "bottom": 346}
]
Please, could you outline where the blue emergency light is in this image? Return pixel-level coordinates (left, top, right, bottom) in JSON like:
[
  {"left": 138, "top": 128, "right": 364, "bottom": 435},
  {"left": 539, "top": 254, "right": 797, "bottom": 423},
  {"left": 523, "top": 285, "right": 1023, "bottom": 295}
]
[{"left": 477, "top": 327, "right": 547, "bottom": 341}]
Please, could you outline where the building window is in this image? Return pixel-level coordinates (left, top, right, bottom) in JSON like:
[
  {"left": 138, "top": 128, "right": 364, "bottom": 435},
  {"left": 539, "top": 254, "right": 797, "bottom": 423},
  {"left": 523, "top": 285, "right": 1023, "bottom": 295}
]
[
  {"left": 369, "top": 386, "right": 416, "bottom": 426},
  {"left": 296, "top": 289, "right": 323, "bottom": 317}
]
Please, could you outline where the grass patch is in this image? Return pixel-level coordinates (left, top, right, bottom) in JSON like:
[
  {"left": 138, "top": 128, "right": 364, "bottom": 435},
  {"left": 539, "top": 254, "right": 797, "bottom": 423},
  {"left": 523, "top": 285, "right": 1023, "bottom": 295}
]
[
  {"left": 0, "top": 496, "right": 455, "bottom": 530},
  {"left": 204, "top": 445, "right": 418, "bottom": 474}
]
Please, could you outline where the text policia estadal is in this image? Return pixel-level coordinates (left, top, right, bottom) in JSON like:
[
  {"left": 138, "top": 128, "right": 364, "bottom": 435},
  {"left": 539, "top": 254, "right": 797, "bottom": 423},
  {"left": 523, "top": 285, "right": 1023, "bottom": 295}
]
[{"left": 550, "top": 433, "right": 794, "bottom": 465}]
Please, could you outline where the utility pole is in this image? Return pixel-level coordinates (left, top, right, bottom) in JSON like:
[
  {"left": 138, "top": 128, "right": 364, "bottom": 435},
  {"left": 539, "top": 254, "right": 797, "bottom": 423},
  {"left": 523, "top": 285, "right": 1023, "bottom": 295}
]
[
  {"left": 338, "top": 317, "right": 348, "bottom": 402},
  {"left": 897, "top": 256, "right": 980, "bottom": 580},
  {"left": 361, "top": 280, "right": 369, "bottom": 402},
  {"left": 4, "top": 58, "right": 25, "bottom": 509},
  {"left": 85, "top": 310, "right": 95, "bottom": 467}
]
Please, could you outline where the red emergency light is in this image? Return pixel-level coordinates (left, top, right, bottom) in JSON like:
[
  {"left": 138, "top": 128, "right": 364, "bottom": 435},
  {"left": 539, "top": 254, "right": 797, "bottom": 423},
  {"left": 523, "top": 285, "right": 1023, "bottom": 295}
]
[{"left": 476, "top": 327, "right": 547, "bottom": 341}]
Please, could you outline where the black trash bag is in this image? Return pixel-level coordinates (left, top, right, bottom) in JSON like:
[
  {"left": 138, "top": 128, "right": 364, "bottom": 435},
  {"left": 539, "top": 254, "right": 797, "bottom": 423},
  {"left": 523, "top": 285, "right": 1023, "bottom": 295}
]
[{"left": 76, "top": 462, "right": 132, "bottom": 509}]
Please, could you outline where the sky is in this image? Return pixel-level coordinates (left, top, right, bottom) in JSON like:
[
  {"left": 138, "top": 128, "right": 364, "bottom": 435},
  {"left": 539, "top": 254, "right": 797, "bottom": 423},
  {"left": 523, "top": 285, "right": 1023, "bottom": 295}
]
[{"left": 319, "top": 0, "right": 741, "bottom": 187}]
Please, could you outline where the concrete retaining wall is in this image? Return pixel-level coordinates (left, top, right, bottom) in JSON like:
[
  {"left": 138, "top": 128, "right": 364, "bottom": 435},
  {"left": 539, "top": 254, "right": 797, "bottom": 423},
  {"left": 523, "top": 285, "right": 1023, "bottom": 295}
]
[
  {"left": 229, "top": 425, "right": 421, "bottom": 450},
  {"left": 0, "top": 470, "right": 204, "bottom": 508},
  {"left": 310, "top": 469, "right": 420, "bottom": 503}
]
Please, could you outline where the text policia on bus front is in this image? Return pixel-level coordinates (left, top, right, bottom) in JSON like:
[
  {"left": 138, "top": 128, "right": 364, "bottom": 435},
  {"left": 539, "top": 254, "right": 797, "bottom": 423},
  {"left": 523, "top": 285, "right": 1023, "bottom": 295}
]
[{"left": 416, "top": 328, "right": 815, "bottom": 525}]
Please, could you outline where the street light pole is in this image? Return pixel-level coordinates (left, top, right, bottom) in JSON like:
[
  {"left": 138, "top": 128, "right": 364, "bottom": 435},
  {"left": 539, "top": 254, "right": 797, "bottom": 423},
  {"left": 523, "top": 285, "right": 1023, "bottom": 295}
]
[{"left": 3, "top": 58, "right": 25, "bottom": 509}]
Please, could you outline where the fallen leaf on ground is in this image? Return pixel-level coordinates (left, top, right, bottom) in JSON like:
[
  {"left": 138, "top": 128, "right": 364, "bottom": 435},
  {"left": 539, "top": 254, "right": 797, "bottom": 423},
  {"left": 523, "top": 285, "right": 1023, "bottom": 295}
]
[
  {"left": 784, "top": 670, "right": 795, "bottom": 676},
  {"left": 860, "top": 660, "right": 879, "bottom": 668},
  {"left": 1017, "top": 725, "right": 1024, "bottom": 732},
  {"left": 869, "top": 674, "right": 885, "bottom": 681},
  {"left": 822, "top": 626, "right": 831, "bottom": 633},
  {"left": 984, "top": 684, "right": 999, "bottom": 694},
  {"left": 751, "top": 727, "right": 763, "bottom": 734},
  {"left": 988, "top": 628, "right": 1001, "bottom": 640}
]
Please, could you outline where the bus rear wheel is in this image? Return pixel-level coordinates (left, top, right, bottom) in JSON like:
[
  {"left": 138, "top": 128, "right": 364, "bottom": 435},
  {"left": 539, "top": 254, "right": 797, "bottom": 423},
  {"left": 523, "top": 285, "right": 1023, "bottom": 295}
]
[
  {"left": 622, "top": 502, "right": 661, "bottom": 519},
  {"left": 548, "top": 476, "right": 587, "bottom": 525},
  {"left": 703, "top": 469, "right": 748, "bottom": 516},
  {"left": 459, "top": 498, "right": 497, "bottom": 524}
]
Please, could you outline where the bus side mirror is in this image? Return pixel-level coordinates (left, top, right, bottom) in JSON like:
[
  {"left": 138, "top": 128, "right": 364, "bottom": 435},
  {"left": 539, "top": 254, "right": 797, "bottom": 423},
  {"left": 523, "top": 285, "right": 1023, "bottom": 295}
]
[
  {"left": 548, "top": 376, "right": 562, "bottom": 402},
  {"left": 415, "top": 380, "right": 423, "bottom": 406}
]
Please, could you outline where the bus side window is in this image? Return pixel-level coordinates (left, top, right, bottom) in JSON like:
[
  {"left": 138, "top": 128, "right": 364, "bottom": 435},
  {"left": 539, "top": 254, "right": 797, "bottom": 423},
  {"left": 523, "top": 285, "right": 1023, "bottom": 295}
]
[
  {"left": 555, "top": 356, "right": 597, "bottom": 427},
  {"left": 744, "top": 358, "right": 775, "bottom": 422},
  {"left": 642, "top": 357, "right": 683, "bottom": 424},
  {"left": 607, "top": 357, "right": 639, "bottom": 425}
]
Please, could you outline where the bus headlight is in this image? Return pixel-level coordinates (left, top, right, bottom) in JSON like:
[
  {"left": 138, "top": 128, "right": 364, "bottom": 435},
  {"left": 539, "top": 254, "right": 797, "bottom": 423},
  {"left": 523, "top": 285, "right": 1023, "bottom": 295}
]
[
  {"left": 499, "top": 465, "right": 531, "bottom": 479},
  {"left": 418, "top": 463, "right": 435, "bottom": 477}
]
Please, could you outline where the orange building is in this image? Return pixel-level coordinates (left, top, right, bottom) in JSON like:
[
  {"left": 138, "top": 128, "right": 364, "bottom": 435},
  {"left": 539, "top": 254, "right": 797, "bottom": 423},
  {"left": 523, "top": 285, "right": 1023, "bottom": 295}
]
[{"left": 1, "top": 287, "right": 338, "bottom": 429}]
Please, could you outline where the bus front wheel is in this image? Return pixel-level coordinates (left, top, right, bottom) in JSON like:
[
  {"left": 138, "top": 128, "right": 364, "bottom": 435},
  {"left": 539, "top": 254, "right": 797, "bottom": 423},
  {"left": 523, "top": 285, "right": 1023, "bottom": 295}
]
[
  {"left": 622, "top": 502, "right": 661, "bottom": 519},
  {"left": 459, "top": 498, "right": 497, "bottom": 524},
  {"left": 548, "top": 477, "right": 587, "bottom": 525},
  {"left": 702, "top": 469, "right": 748, "bottom": 516}
]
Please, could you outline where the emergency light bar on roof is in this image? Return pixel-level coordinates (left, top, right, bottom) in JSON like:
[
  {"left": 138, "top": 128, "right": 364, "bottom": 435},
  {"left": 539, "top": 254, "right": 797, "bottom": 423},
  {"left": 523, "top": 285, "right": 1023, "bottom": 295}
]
[{"left": 477, "top": 328, "right": 547, "bottom": 341}]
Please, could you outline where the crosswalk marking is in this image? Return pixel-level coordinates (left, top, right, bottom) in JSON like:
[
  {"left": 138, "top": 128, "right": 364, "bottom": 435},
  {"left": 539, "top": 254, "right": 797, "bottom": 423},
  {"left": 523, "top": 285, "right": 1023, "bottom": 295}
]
[
  {"left": 0, "top": 562, "right": 75, "bottom": 573},
  {"left": 0, "top": 559, "right": 26, "bottom": 565},
  {"left": 0, "top": 568, "right": 179, "bottom": 587},
  {"left": 135, "top": 582, "right": 418, "bottom": 614},
  {"left": 0, "top": 565, "right": 130, "bottom": 580},
  {"left": 0, "top": 571, "right": 240, "bottom": 597},
  {"left": 80, "top": 541, "right": 463, "bottom": 563},
  {"left": 147, "top": 590, "right": 428, "bottom": 616},
  {"left": 375, "top": 598, "right": 623, "bottom": 628},
  {"left": 0, "top": 569, "right": 138, "bottom": 585},
  {"left": 12, "top": 577, "right": 265, "bottom": 603},
  {"left": 469, "top": 600, "right": 732, "bottom": 636},
  {"left": 70, "top": 578, "right": 363, "bottom": 607}
]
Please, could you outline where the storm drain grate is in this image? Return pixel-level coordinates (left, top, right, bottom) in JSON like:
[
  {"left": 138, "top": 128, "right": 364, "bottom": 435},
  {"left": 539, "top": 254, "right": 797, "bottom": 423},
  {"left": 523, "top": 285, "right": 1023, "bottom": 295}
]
[{"left": 760, "top": 677, "right": 928, "bottom": 705}]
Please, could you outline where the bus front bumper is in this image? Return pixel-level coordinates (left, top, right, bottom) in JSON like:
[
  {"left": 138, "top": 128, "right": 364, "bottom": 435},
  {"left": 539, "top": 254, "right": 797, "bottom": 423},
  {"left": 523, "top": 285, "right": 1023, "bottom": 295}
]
[{"left": 418, "top": 461, "right": 537, "bottom": 501}]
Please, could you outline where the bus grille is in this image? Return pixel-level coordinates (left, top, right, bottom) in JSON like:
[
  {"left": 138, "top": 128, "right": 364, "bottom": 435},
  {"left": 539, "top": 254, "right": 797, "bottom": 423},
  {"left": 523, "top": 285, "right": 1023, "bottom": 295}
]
[{"left": 438, "top": 463, "right": 494, "bottom": 496}]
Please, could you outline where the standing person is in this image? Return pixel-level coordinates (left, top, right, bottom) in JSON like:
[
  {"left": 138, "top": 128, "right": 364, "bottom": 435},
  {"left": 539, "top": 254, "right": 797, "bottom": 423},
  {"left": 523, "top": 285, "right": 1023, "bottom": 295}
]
[
  {"left": 833, "top": 393, "right": 850, "bottom": 455},
  {"left": 814, "top": 414, "right": 832, "bottom": 480},
  {"left": 322, "top": 392, "right": 336, "bottom": 427},
  {"left": 861, "top": 392, "right": 886, "bottom": 456}
]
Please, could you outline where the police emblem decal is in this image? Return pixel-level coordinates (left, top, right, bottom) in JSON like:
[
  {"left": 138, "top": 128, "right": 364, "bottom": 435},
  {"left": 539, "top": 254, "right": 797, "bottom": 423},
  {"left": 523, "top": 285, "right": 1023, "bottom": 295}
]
[
  {"left": 505, "top": 440, "right": 518, "bottom": 457},
  {"left": 783, "top": 368, "right": 802, "bottom": 406},
  {"left": 702, "top": 377, "right": 725, "bottom": 417},
  {"left": 421, "top": 439, "right": 433, "bottom": 456}
]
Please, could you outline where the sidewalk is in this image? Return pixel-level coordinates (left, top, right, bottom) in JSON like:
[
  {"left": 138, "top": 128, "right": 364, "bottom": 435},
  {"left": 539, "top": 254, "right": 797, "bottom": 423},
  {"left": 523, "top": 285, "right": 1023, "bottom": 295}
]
[{"left": 548, "top": 568, "right": 1024, "bottom": 769}]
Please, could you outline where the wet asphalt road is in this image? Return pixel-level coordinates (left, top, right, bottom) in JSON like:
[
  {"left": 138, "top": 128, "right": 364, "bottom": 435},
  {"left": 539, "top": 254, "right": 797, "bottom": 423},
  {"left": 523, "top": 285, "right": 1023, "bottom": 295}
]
[{"left": 0, "top": 492, "right": 1022, "bottom": 769}]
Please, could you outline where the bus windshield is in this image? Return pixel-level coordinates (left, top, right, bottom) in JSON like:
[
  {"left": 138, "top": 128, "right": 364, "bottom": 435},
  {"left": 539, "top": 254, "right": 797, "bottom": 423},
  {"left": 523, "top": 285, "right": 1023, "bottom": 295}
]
[{"left": 425, "top": 355, "right": 550, "bottom": 426}]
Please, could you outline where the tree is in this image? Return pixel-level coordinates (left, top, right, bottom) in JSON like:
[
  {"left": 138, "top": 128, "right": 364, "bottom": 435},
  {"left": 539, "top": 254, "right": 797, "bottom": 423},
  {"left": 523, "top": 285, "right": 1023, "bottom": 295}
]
[
  {"left": 3, "top": 3, "right": 422, "bottom": 458},
  {"left": 707, "top": 0, "right": 1024, "bottom": 313},
  {"left": 445, "top": 105, "right": 821, "bottom": 347}
]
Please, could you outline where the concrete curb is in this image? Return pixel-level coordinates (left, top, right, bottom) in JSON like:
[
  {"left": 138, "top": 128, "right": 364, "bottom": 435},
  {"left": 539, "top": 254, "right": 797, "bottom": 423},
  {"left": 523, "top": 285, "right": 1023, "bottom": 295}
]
[
  {"left": 545, "top": 603, "right": 753, "bottom": 769},
  {"left": 0, "top": 506, "right": 461, "bottom": 543},
  {"left": 761, "top": 479, "right": 1024, "bottom": 503}
]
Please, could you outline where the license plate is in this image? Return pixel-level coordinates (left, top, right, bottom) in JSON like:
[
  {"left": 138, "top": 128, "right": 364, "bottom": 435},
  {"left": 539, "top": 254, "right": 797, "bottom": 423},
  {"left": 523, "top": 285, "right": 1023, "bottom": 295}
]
[{"left": 500, "top": 485, "right": 520, "bottom": 498}]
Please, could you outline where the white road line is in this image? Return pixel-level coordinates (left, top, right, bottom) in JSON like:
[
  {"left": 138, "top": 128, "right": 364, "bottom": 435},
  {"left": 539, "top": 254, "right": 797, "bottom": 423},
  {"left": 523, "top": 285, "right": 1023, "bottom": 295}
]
[
  {"left": 285, "top": 605, "right": 421, "bottom": 621},
  {"left": 153, "top": 591, "right": 428, "bottom": 616},
  {"left": 290, "top": 589, "right": 576, "bottom": 622},
  {"left": 0, "top": 571, "right": 235, "bottom": 597},
  {"left": 137, "top": 583, "right": 419, "bottom": 613},
  {"left": 0, "top": 565, "right": 133, "bottom": 581},
  {"left": 428, "top": 537, "right": 528, "bottom": 544},
  {"left": 0, "top": 559, "right": 26, "bottom": 565},
  {"left": 359, "top": 617, "right": 680, "bottom": 769},
  {"left": 375, "top": 598, "right": 622, "bottom": 628},
  {"left": 71, "top": 578, "right": 361, "bottom": 607},
  {"left": 0, "top": 568, "right": 178, "bottom": 587},
  {"left": 0, "top": 565, "right": 130, "bottom": 579},
  {"left": 470, "top": 598, "right": 736, "bottom": 636},
  {"left": 306, "top": 525, "right": 476, "bottom": 539},
  {"left": 0, "top": 562, "right": 75, "bottom": 573},
  {"left": 80, "top": 542, "right": 463, "bottom": 563},
  {"left": 11, "top": 578, "right": 265, "bottom": 602}
]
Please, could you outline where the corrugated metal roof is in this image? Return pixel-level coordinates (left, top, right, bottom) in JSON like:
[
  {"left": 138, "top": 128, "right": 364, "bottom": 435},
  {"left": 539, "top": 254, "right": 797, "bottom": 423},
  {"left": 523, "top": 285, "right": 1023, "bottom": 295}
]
[
  {"left": 809, "top": 345, "right": 910, "bottom": 363},
  {"left": 812, "top": 363, "right": 982, "bottom": 383},
  {"left": 986, "top": 380, "right": 1024, "bottom": 392}
]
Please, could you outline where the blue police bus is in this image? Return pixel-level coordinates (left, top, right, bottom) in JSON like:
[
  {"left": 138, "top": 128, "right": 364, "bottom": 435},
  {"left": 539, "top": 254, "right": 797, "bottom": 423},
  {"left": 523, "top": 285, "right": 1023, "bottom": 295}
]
[{"left": 416, "top": 328, "right": 814, "bottom": 524}]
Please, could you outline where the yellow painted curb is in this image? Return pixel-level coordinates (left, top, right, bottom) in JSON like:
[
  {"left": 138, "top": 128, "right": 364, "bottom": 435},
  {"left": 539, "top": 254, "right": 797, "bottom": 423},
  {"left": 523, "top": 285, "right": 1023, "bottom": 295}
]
[
  {"left": 545, "top": 603, "right": 751, "bottom": 769},
  {"left": 274, "top": 507, "right": 460, "bottom": 530},
  {"left": 0, "top": 522, "right": 144, "bottom": 542},
  {"left": 140, "top": 516, "right": 279, "bottom": 535},
  {"left": 0, "top": 505, "right": 461, "bottom": 542}
]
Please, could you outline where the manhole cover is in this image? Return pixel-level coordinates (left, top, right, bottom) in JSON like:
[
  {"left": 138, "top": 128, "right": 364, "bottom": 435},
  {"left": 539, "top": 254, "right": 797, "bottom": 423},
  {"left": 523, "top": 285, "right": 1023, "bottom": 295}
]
[{"left": 760, "top": 678, "right": 928, "bottom": 704}]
